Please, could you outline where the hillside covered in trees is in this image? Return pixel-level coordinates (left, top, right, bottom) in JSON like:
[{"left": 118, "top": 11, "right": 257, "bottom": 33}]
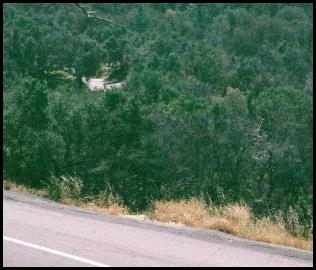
[{"left": 3, "top": 3, "right": 313, "bottom": 239}]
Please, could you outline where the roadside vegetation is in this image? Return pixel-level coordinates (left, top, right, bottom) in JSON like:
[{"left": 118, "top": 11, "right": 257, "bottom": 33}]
[
  {"left": 4, "top": 178, "right": 312, "bottom": 251},
  {"left": 3, "top": 4, "right": 312, "bottom": 252}
]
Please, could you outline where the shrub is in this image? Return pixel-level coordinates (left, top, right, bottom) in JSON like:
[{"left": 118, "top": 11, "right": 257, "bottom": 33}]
[{"left": 45, "top": 175, "right": 83, "bottom": 202}]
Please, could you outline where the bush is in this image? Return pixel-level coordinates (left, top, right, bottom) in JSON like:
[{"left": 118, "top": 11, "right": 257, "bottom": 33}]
[{"left": 45, "top": 175, "right": 83, "bottom": 202}]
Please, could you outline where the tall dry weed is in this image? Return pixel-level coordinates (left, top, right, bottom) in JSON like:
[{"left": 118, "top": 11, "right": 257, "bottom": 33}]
[{"left": 147, "top": 198, "right": 312, "bottom": 251}]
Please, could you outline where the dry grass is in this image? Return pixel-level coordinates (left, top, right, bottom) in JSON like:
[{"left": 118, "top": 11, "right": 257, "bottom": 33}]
[
  {"left": 46, "top": 177, "right": 129, "bottom": 215},
  {"left": 3, "top": 179, "right": 128, "bottom": 215},
  {"left": 58, "top": 195, "right": 129, "bottom": 216},
  {"left": 146, "top": 198, "right": 313, "bottom": 251},
  {"left": 81, "top": 201, "right": 129, "bottom": 216},
  {"left": 81, "top": 190, "right": 129, "bottom": 215},
  {"left": 3, "top": 179, "right": 48, "bottom": 197},
  {"left": 4, "top": 179, "right": 312, "bottom": 251},
  {"left": 47, "top": 175, "right": 83, "bottom": 202}
]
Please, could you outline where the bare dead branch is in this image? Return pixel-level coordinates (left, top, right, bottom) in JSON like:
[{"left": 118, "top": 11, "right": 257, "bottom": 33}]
[
  {"left": 73, "top": 3, "right": 130, "bottom": 32},
  {"left": 74, "top": 3, "right": 89, "bottom": 17}
]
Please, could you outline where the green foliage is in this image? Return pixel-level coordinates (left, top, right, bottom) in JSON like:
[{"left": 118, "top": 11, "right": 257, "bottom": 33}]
[
  {"left": 45, "top": 175, "right": 83, "bottom": 201},
  {"left": 3, "top": 3, "right": 312, "bottom": 234}
]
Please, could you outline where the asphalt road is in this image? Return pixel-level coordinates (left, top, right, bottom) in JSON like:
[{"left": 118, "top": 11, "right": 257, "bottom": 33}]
[{"left": 3, "top": 190, "right": 313, "bottom": 267}]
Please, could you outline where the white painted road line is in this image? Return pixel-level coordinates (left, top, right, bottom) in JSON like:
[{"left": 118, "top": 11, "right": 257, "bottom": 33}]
[{"left": 3, "top": 236, "right": 111, "bottom": 267}]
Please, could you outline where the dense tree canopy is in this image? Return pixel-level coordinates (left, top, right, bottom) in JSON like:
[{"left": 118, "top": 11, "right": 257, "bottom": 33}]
[{"left": 3, "top": 3, "right": 313, "bottom": 236}]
